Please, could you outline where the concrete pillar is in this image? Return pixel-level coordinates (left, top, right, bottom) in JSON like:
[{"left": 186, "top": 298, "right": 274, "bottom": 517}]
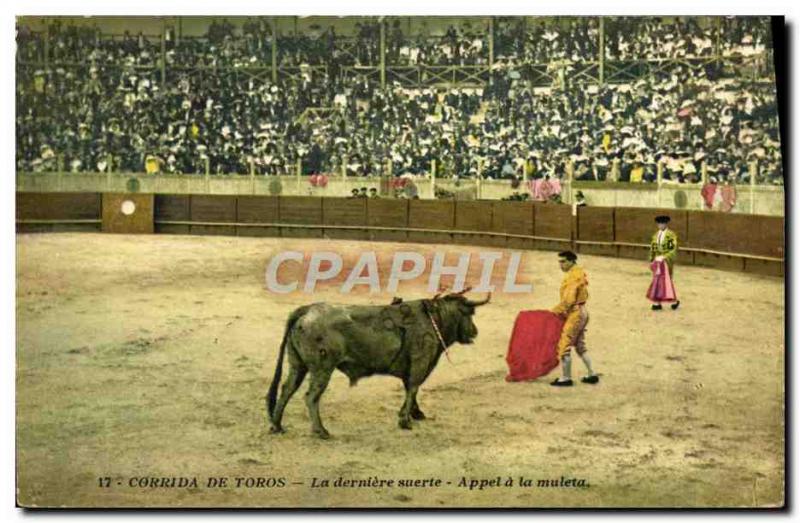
[
  {"left": 380, "top": 18, "right": 386, "bottom": 89},
  {"left": 476, "top": 157, "right": 483, "bottom": 199},
  {"left": 271, "top": 18, "right": 278, "bottom": 83},
  {"left": 611, "top": 158, "right": 620, "bottom": 182},
  {"left": 656, "top": 161, "right": 663, "bottom": 207},
  {"left": 488, "top": 17, "right": 494, "bottom": 70},
  {"left": 160, "top": 18, "right": 167, "bottom": 87},
  {"left": 431, "top": 159, "right": 437, "bottom": 197},
  {"left": 598, "top": 17, "right": 605, "bottom": 85},
  {"left": 296, "top": 158, "right": 302, "bottom": 193},
  {"left": 43, "top": 18, "right": 50, "bottom": 68},
  {"left": 701, "top": 161, "right": 708, "bottom": 185},
  {"left": 750, "top": 160, "right": 757, "bottom": 214},
  {"left": 250, "top": 158, "right": 256, "bottom": 194}
]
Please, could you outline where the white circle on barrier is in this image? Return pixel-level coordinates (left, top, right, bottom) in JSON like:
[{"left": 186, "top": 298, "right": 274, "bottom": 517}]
[{"left": 121, "top": 200, "right": 136, "bottom": 216}]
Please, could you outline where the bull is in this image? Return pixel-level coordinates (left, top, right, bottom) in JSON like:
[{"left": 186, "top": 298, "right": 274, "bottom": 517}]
[{"left": 266, "top": 291, "right": 491, "bottom": 439}]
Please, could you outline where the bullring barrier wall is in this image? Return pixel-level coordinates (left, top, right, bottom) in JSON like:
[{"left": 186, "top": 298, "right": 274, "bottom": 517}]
[
  {"left": 16, "top": 193, "right": 784, "bottom": 277},
  {"left": 16, "top": 172, "right": 786, "bottom": 216}
]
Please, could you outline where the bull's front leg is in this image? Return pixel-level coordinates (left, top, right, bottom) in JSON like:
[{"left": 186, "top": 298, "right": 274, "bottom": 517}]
[
  {"left": 398, "top": 380, "right": 426, "bottom": 422},
  {"left": 411, "top": 397, "right": 426, "bottom": 420},
  {"left": 398, "top": 383, "right": 420, "bottom": 430},
  {"left": 398, "top": 334, "right": 437, "bottom": 430}
]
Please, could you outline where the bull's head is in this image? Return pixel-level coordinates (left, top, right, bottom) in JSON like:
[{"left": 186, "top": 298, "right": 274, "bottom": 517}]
[{"left": 431, "top": 289, "right": 491, "bottom": 345}]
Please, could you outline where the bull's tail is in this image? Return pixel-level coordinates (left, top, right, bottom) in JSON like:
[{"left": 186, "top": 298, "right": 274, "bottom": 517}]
[{"left": 266, "top": 306, "right": 310, "bottom": 419}]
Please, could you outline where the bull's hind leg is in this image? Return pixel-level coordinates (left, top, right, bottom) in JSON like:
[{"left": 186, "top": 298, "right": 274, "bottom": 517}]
[
  {"left": 305, "top": 369, "right": 333, "bottom": 439},
  {"left": 269, "top": 364, "right": 307, "bottom": 434}
]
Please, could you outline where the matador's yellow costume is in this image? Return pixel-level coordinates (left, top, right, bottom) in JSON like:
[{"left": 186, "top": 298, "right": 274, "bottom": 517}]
[
  {"left": 649, "top": 228, "right": 678, "bottom": 275},
  {"left": 551, "top": 265, "right": 589, "bottom": 359}
]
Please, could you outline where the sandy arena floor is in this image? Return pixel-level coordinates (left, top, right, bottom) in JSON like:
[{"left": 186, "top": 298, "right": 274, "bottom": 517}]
[{"left": 15, "top": 233, "right": 785, "bottom": 508}]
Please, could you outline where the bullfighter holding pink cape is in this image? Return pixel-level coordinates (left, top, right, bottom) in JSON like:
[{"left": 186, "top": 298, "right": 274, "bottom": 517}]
[
  {"left": 648, "top": 215, "right": 680, "bottom": 310},
  {"left": 505, "top": 251, "right": 599, "bottom": 387}
]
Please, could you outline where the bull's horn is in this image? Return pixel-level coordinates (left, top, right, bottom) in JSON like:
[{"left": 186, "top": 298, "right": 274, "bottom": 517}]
[{"left": 466, "top": 293, "right": 491, "bottom": 307}]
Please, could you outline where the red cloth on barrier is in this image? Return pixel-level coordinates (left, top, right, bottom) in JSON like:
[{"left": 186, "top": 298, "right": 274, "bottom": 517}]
[
  {"left": 308, "top": 174, "right": 329, "bottom": 187},
  {"left": 646, "top": 260, "right": 678, "bottom": 303},
  {"left": 700, "top": 183, "right": 717, "bottom": 209},
  {"left": 505, "top": 310, "right": 565, "bottom": 382},
  {"left": 720, "top": 185, "right": 737, "bottom": 212}
]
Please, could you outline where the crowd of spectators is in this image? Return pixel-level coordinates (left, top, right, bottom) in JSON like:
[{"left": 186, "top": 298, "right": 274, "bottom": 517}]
[
  {"left": 480, "top": 62, "right": 782, "bottom": 185},
  {"left": 18, "top": 16, "right": 772, "bottom": 67},
  {"left": 495, "top": 17, "right": 599, "bottom": 64},
  {"left": 16, "top": 20, "right": 160, "bottom": 66},
  {"left": 390, "top": 20, "right": 489, "bottom": 66},
  {"left": 604, "top": 17, "right": 772, "bottom": 61},
  {"left": 16, "top": 17, "right": 782, "bottom": 185},
  {"left": 493, "top": 16, "right": 771, "bottom": 64}
]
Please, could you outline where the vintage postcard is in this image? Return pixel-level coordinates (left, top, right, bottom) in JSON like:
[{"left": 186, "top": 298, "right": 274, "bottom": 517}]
[{"left": 15, "top": 14, "right": 785, "bottom": 509}]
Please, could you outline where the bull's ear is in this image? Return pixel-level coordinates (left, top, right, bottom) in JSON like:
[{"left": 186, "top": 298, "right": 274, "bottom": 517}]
[{"left": 427, "top": 299, "right": 441, "bottom": 312}]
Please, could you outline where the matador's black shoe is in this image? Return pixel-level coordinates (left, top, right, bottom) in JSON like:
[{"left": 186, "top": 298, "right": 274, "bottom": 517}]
[
  {"left": 671, "top": 301, "right": 681, "bottom": 310},
  {"left": 651, "top": 304, "right": 663, "bottom": 311},
  {"left": 581, "top": 375, "right": 600, "bottom": 384},
  {"left": 551, "top": 378, "right": 574, "bottom": 387}
]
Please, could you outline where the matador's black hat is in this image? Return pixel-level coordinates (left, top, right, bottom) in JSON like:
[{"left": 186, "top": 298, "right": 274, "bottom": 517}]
[{"left": 655, "top": 215, "right": 671, "bottom": 224}]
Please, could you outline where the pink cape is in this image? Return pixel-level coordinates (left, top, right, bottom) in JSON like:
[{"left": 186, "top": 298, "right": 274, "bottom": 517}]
[
  {"left": 646, "top": 260, "right": 677, "bottom": 303},
  {"left": 505, "top": 310, "right": 565, "bottom": 382},
  {"left": 720, "top": 185, "right": 737, "bottom": 212},
  {"left": 701, "top": 183, "right": 717, "bottom": 209},
  {"left": 529, "top": 179, "right": 563, "bottom": 201}
]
